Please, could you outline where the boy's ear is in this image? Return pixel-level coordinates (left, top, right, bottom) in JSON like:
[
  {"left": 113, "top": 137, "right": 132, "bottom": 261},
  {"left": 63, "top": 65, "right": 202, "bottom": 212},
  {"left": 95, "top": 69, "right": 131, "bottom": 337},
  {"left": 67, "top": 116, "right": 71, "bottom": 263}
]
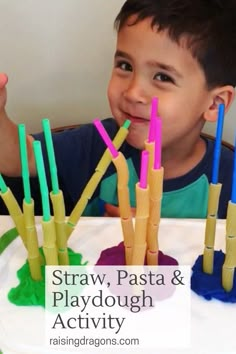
[{"left": 204, "top": 85, "right": 235, "bottom": 122}]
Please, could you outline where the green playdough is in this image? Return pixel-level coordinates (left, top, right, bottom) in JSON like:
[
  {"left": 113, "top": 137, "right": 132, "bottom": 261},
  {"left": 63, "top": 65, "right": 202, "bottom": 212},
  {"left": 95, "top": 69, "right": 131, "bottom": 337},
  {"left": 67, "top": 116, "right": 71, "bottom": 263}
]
[
  {"left": 0, "top": 227, "right": 19, "bottom": 255},
  {"left": 8, "top": 248, "right": 87, "bottom": 307},
  {"left": 0, "top": 228, "right": 87, "bottom": 307}
]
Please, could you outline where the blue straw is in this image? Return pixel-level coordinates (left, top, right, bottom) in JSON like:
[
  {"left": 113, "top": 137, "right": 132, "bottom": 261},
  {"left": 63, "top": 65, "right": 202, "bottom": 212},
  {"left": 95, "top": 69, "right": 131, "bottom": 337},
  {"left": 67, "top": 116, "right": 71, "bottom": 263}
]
[
  {"left": 231, "top": 134, "right": 236, "bottom": 203},
  {"left": 211, "top": 104, "right": 225, "bottom": 184}
]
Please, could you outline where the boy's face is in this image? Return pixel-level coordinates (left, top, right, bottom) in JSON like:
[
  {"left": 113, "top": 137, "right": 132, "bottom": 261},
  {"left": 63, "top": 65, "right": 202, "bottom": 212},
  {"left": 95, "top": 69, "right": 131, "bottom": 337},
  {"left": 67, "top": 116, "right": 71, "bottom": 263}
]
[{"left": 107, "top": 17, "right": 213, "bottom": 150}]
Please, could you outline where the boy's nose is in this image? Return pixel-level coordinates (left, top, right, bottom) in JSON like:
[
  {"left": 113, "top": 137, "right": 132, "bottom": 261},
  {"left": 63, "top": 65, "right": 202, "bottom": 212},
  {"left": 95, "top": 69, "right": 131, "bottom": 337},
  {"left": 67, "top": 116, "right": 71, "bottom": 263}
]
[{"left": 123, "top": 77, "right": 148, "bottom": 104}]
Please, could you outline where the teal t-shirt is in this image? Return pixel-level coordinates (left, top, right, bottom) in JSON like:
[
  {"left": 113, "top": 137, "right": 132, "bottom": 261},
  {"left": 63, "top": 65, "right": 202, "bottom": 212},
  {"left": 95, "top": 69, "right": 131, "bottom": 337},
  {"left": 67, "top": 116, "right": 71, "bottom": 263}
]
[
  {"left": 19, "top": 118, "right": 232, "bottom": 220},
  {"left": 99, "top": 157, "right": 209, "bottom": 218},
  {"left": 77, "top": 121, "right": 233, "bottom": 219}
]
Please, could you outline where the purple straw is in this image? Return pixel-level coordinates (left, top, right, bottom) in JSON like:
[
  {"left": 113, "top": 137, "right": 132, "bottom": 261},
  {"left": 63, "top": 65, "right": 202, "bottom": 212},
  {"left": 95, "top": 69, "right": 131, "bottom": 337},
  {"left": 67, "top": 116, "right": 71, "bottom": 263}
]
[
  {"left": 154, "top": 118, "right": 162, "bottom": 170},
  {"left": 148, "top": 97, "right": 158, "bottom": 142},
  {"left": 93, "top": 119, "right": 119, "bottom": 158},
  {"left": 231, "top": 134, "right": 236, "bottom": 203},
  {"left": 139, "top": 150, "right": 149, "bottom": 189}
]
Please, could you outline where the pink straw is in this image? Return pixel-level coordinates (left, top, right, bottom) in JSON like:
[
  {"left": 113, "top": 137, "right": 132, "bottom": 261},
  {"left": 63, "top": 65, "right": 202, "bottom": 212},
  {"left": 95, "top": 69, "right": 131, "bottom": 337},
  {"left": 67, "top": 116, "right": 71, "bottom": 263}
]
[
  {"left": 148, "top": 97, "right": 158, "bottom": 142},
  {"left": 154, "top": 118, "right": 162, "bottom": 170},
  {"left": 139, "top": 150, "right": 149, "bottom": 189},
  {"left": 93, "top": 119, "right": 119, "bottom": 158}
]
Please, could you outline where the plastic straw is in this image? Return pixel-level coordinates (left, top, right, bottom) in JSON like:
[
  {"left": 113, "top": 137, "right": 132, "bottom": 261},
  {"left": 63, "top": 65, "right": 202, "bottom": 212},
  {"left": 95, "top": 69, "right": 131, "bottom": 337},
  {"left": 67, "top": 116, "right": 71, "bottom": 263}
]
[
  {"left": 0, "top": 174, "right": 7, "bottom": 193},
  {"left": 33, "top": 141, "right": 51, "bottom": 221},
  {"left": 123, "top": 119, "right": 131, "bottom": 129},
  {"left": 66, "top": 120, "right": 130, "bottom": 237},
  {"left": 18, "top": 124, "right": 31, "bottom": 203},
  {"left": 148, "top": 97, "right": 158, "bottom": 143},
  {"left": 231, "top": 134, "right": 236, "bottom": 203},
  {"left": 139, "top": 150, "right": 149, "bottom": 189},
  {"left": 154, "top": 118, "right": 162, "bottom": 170},
  {"left": 93, "top": 119, "right": 119, "bottom": 158},
  {"left": 211, "top": 104, "right": 225, "bottom": 184},
  {"left": 42, "top": 119, "right": 59, "bottom": 194}
]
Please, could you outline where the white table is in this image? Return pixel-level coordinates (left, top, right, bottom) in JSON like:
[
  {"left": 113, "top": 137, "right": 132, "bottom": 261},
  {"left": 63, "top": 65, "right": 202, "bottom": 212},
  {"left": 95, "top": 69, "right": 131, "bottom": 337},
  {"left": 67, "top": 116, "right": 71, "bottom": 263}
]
[{"left": 0, "top": 216, "right": 235, "bottom": 354}]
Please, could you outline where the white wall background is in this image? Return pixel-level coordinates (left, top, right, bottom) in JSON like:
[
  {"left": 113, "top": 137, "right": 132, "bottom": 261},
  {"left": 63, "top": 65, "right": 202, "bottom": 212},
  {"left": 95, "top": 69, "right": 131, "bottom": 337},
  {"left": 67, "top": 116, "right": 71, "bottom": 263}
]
[{"left": 0, "top": 0, "right": 235, "bottom": 144}]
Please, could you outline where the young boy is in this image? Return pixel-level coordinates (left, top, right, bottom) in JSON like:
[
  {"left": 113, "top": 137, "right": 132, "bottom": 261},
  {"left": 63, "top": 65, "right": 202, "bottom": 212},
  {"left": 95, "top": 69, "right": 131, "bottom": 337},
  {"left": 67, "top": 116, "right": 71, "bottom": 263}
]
[{"left": 0, "top": 0, "right": 235, "bottom": 218}]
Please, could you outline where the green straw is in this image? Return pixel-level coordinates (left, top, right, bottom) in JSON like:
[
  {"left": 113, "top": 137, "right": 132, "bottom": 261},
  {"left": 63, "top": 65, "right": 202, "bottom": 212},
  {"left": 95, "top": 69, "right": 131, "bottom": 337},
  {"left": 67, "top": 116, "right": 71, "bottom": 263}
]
[
  {"left": 123, "top": 119, "right": 131, "bottom": 129},
  {"left": 33, "top": 141, "right": 51, "bottom": 222},
  {"left": 18, "top": 124, "right": 31, "bottom": 203},
  {"left": 42, "top": 118, "right": 59, "bottom": 195},
  {"left": 0, "top": 174, "right": 7, "bottom": 193}
]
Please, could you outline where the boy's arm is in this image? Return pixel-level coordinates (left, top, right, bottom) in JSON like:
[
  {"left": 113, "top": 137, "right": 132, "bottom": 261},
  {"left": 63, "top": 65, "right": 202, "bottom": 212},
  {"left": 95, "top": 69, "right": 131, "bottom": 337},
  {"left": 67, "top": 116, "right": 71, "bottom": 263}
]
[{"left": 0, "top": 73, "right": 36, "bottom": 176}]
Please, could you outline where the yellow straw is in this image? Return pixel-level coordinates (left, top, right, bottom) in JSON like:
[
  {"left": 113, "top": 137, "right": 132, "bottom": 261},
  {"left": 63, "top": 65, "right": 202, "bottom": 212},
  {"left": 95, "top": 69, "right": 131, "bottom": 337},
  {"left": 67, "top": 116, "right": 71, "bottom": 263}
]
[
  {"left": 222, "top": 201, "right": 236, "bottom": 292},
  {"left": 0, "top": 188, "right": 27, "bottom": 248},
  {"left": 146, "top": 166, "right": 164, "bottom": 265},
  {"left": 132, "top": 183, "right": 149, "bottom": 265},
  {"left": 23, "top": 200, "right": 42, "bottom": 280},
  {"left": 203, "top": 183, "right": 222, "bottom": 274},
  {"left": 66, "top": 123, "right": 130, "bottom": 238},
  {"left": 42, "top": 218, "right": 59, "bottom": 265},
  {"left": 112, "top": 152, "right": 134, "bottom": 265},
  {"left": 50, "top": 191, "right": 69, "bottom": 265}
]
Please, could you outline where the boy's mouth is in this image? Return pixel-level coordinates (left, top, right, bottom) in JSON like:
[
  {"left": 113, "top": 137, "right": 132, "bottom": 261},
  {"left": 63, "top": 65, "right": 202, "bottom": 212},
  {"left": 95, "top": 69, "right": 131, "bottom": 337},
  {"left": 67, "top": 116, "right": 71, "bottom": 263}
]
[{"left": 124, "top": 113, "right": 149, "bottom": 124}]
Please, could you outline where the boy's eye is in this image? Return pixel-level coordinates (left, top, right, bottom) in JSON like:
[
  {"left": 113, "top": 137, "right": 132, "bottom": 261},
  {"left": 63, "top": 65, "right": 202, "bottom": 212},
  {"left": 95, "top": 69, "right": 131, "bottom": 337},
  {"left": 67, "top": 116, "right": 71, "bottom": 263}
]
[
  {"left": 115, "top": 60, "right": 132, "bottom": 72},
  {"left": 154, "top": 73, "right": 174, "bottom": 83}
]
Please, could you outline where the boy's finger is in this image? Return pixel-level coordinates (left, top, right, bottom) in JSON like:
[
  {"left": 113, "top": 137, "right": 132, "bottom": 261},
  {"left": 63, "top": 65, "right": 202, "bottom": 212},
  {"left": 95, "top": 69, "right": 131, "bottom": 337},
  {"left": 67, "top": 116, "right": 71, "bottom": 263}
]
[
  {"left": 104, "top": 203, "right": 120, "bottom": 217},
  {"left": 0, "top": 73, "right": 8, "bottom": 89},
  {"left": 104, "top": 203, "right": 136, "bottom": 217}
]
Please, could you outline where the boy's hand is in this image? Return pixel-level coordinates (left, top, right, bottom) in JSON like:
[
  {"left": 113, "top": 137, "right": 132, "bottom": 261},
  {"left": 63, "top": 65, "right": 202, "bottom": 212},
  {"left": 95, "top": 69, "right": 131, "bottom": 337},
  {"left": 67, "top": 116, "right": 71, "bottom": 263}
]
[
  {"left": 0, "top": 73, "right": 8, "bottom": 114},
  {"left": 0, "top": 72, "right": 36, "bottom": 176},
  {"left": 104, "top": 203, "right": 136, "bottom": 217}
]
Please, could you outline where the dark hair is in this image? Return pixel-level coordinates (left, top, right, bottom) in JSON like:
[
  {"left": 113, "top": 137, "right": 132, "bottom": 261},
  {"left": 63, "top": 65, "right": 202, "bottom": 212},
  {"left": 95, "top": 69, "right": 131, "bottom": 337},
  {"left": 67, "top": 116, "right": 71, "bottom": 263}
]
[{"left": 115, "top": 0, "right": 236, "bottom": 88}]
